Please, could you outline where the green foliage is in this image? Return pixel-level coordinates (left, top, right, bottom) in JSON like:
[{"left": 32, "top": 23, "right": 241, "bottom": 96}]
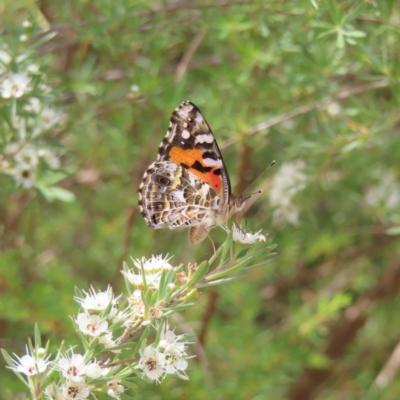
[{"left": 1, "top": 0, "right": 400, "bottom": 399}]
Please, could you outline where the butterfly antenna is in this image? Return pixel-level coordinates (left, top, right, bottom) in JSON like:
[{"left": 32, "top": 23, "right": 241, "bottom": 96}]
[{"left": 242, "top": 160, "right": 276, "bottom": 196}]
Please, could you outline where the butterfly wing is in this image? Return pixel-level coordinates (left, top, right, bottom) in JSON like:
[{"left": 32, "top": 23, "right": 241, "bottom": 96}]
[
  {"left": 157, "top": 101, "right": 231, "bottom": 205},
  {"left": 138, "top": 161, "right": 222, "bottom": 235}
]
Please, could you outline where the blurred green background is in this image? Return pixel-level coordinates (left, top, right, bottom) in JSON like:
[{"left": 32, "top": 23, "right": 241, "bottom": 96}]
[{"left": 1, "top": 1, "right": 400, "bottom": 399}]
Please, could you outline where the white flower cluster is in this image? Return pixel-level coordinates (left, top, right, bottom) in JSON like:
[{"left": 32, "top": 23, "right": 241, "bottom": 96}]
[
  {"left": 74, "top": 285, "right": 124, "bottom": 348},
  {"left": 5, "top": 241, "right": 275, "bottom": 397},
  {"left": 268, "top": 160, "right": 307, "bottom": 227},
  {"left": 232, "top": 223, "right": 267, "bottom": 244},
  {"left": 3, "top": 141, "right": 60, "bottom": 188},
  {"left": 0, "top": 30, "right": 67, "bottom": 190},
  {"left": 9, "top": 346, "right": 50, "bottom": 376},
  {"left": 122, "top": 254, "right": 174, "bottom": 290},
  {"left": 138, "top": 324, "right": 191, "bottom": 383},
  {"left": 8, "top": 275, "right": 191, "bottom": 398},
  {"left": 9, "top": 346, "right": 123, "bottom": 400}
]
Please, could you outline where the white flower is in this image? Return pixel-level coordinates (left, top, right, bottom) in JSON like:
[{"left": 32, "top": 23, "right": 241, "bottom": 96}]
[
  {"left": 326, "top": 102, "right": 341, "bottom": 116},
  {"left": 0, "top": 49, "right": 11, "bottom": 65},
  {"left": 126, "top": 290, "right": 145, "bottom": 321},
  {"left": 62, "top": 379, "right": 90, "bottom": 400},
  {"left": 0, "top": 159, "right": 10, "bottom": 172},
  {"left": 24, "top": 97, "right": 41, "bottom": 113},
  {"left": 5, "top": 142, "right": 21, "bottom": 155},
  {"left": 167, "top": 283, "right": 176, "bottom": 290},
  {"left": 24, "top": 98, "right": 66, "bottom": 137},
  {"left": 45, "top": 382, "right": 64, "bottom": 400},
  {"left": 22, "top": 20, "right": 32, "bottom": 28},
  {"left": 98, "top": 333, "right": 120, "bottom": 353},
  {"left": 57, "top": 352, "right": 87, "bottom": 382},
  {"left": 39, "top": 82, "right": 52, "bottom": 93},
  {"left": 365, "top": 172, "right": 400, "bottom": 209},
  {"left": 10, "top": 163, "right": 36, "bottom": 188},
  {"left": 12, "top": 116, "right": 28, "bottom": 140},
  {"left": 19, "top": 34, "right": 28, "bottom": 42},
  {"left": 232, "top": 224, "right": 267, "bottom": 244},
  {"left": 130, "top": 84, "right": 139, "bottom": 93},
  {"left": 0, "top": 49, "right": 11, "bottom": 74},
  {"left": 132, "top": 254, "right": 173, "bottom": 273},
  {"left": 1, "top": 73, "right": 31, "bottom": 98},
  {"left": 122, "top": 255, "right": 173, "bottom": 290},
  {"left": 268, "top": 160, "right": 306, "bottom": 227},
  {"left": 26, "top": 64, "right": 39, "bottom": 74},
  {"left": 138, "top": 345, "right": 166, "bottom": 383},
  {"left": 76, "top": 313, "right": 108, "bottom": 337},
  {"left": 84, "top": 361, "right": 107, "bottom": 379},
  {"left": 127, "top": 84, "right": 140, "bottom": 100},
  {"left": 121, "top": 269, "right": 143, "bottom": 287},
  {"left": 40, "top": 106, "right": 66, "bottom": 131},
  {"left": 159, "top": 324, "right": 180, "bottom": 350},
  {"left": 122, "top": 269, "right": 161, "bottom": 290},
  {"left": 164, "top": 343, "right": 189, "bottom": 376},
  {"left": 9, "top": 347, "right": 50, "bottom": 376},
  {"left": 14, "top": 144, "right": 39, "bottom": 168},
  {"left": 110, "top": 304, "right": 131, "bottom": 324},
  {"left": 38, "top": 148, "right": 60, "bottom": 169},
  {"left": 107, "top": 379, "right": 125, "bottom": 399},
  {"left": 131, "top": 301, "right": 145, "bottom": 321},
  {"left": 121, "top": 270, "right": 161, "bottom": 289},
  {"left": 74, "top": 285, "right": 114, "bottom": 311}
]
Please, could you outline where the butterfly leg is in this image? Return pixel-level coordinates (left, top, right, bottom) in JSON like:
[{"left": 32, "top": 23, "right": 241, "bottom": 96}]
[{"left": 206, "top": 231, "right": 216, "bottom": 253}]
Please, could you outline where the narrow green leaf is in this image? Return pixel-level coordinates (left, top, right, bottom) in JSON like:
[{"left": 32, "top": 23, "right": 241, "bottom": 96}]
[
  {"left": 120, "top": 379, "right": 138, "bottom": 390},
  {"left": 186, "top": 261, "right": 209, "bottom": 288},
  {"left": 344, "top": 30, "right": 366, "bottom": 38},
  {"left": 387, "top": 226, "right": 400, "bottom": 235},
  {"left": 36, "top": 185, "right": 76, "bottom": 203},
  {"left": 199, "top": 275, "right": 245, "bottom": 287},
  {"left": 336, "top": 30, "right": 345, "bottom": 49},
  {"left": 34, "top": 324, "right": 42, "bottom": 349},
  {"left": 342, "top": 3, "right": 366, "bottom": 25}
]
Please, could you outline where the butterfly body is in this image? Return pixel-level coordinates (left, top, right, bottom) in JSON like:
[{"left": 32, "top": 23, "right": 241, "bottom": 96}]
[{"left": 138, "top": 101, "right": 250, "bottom": 244}]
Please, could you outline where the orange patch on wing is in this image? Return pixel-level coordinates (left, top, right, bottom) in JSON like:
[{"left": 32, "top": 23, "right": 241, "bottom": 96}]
[{"left": 170, "top": 147, "right": 222, "bottom": 193}]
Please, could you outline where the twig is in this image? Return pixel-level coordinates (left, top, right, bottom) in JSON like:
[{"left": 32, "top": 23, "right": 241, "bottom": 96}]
[
  {"left": 174, "top": 31, "right": 206, "bottom": 83},
  {"left": 198, "top": 288, "right": 219, "bottom": 346},
  {"left": 221, "top": 80, "right": 390, "bottom": 149},
  {"left": 373, "top": 340, "right": 400, "bottom": 388},
  {"left": 106, "top": 357, "right": 139, "bottom": 367},
  {"left": 248, "top": 80, "right": 389, "bottom": 135}
]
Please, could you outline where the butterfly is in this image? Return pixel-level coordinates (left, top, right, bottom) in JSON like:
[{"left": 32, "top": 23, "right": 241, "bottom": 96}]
[{"left": 138, "top": 100, "right": 251, "bottom": 244}]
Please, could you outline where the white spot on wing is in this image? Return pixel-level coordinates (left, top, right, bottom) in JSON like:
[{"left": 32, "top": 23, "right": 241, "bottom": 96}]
[
  {"left": 195, "top": 134, "right": 214, "bottom": 144},
  {"left": 200, "top": 183, "right": 210, "bottom": 198},
  {"left": 172, "top": 190, "right": 186, "bottom": 203},
  {"left": 181, "top": 129, "right": 190, "bottom": 139},
  {"left": 203, "top": 158, "right": 220, "bottom": 167}
]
